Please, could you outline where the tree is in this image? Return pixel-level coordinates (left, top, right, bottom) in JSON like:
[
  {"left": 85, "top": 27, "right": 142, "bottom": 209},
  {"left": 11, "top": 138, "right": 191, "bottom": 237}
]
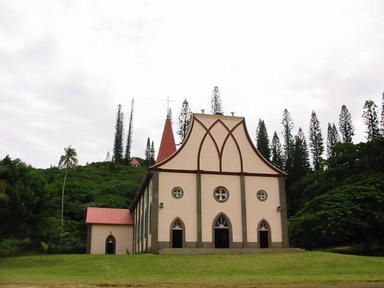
[
  {"left": 0, "top": 156, "right": 57, "bottom": 252},
  {"left": 281, "top": 109, "right": 294, "bottom": 171},
  {"left": 150, "top": 141, "right": 155, "bottom": 165},
  {"left": 338, "top": 105, "right": 354, "bottom": 143},
  {"left": 309, "top": 111, "right": 324, "bottom": 170},
  {"left": 326, "top": 123, "right": 340, "bottom": 159},
  {"left": 363, "top": 100, "right": 380, "bottom": 141},
  {"left": 124, "top": 99, "right": 134, "bottom": 161},
  {"left": 271, "top": 132, "right": 284, "bottom": 170},
  {"left": 211, "top": 86, "right": 223, "bottom": 114},
  {"left": 255, "top": 119, "right": 270, "bottom": 160},
  {"left": 58, "top": 146, "right": 78, "bottom": 248},
  {"left": 144, "top": 138, "right": 151, "bottom": 166},
  {"left": 287, "top": 128, "right": 310, "bottom": 216},
  {"left": 381, "top": 93, "right": 384, "bottom": 135},
  {"left": 113, "top": 104, "right": 124, "bottom": 163},
  {"left": 177, "top": 98, "right": 192, "bottom": 145},
  {"left": 290, "top": 184, "right": 384, "bottom": 250},
  {"left": 0, "top": 157, "right": 9, "bottom": 201},
  {"left": 293, "top": 128, "right": 310, "bottom": 173}
]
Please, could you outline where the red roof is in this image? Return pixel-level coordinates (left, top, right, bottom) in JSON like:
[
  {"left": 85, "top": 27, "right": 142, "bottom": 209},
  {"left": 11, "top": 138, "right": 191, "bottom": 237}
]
[
  {"left": 86, "top": 207, "right": 133, "bottom": 225},
  {"left": 130, "top": 158, "right": 140, "bottom": 166},
  {"left": 156, "top": 114, "right": 176, "bottom": 163}
]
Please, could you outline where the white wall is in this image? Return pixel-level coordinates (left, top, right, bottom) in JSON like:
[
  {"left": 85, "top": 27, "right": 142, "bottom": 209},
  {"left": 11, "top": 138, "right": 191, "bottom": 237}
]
[{"left": 90, "top": 224, "right": 133, "bottom": 255}]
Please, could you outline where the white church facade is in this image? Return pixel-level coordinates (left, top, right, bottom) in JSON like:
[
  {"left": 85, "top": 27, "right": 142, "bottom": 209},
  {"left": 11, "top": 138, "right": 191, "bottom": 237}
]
[
  {"left": 130, "top": 112, "right": 289, "bottom": 254},
  {"left": 86, "top": 110, "right": 288, "bottom": 254}
]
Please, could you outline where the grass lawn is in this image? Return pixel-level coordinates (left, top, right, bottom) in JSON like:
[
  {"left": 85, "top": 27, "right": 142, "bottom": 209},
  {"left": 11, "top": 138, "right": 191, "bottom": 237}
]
[{"left": 0, "top": 251, "right": 383, "bottom": 287}]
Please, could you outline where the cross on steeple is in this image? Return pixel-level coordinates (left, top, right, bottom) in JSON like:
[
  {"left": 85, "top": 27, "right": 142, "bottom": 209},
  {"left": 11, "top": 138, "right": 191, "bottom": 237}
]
[{"left": 161, "top": 97, "right": 176, "bottom": 118}]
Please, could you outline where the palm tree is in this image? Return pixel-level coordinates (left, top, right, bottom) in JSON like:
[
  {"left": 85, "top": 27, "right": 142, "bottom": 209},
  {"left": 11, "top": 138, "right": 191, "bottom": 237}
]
[{"left": 58, "top": 146, "right": 78, "bottom": 247}]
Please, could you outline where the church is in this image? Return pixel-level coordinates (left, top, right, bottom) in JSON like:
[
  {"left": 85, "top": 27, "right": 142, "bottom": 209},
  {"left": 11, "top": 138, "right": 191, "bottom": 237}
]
[{"left": 86, "top": 109, "right": 289, "bottom": 254}]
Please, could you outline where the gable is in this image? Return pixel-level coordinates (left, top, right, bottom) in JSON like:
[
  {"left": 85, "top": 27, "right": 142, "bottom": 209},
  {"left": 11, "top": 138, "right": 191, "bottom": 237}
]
[{"left": 153, "top": 113, "right": 285, "bottom": 176}]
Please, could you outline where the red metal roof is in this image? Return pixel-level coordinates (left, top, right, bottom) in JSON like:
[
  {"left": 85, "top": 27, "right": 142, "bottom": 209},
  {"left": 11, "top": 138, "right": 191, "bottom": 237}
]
[
  {"left": 86, "top": 207, "right": 133, "bottom": 225},
  {"left": 156, "top": 115, "right": 176, "bottom": 163}
]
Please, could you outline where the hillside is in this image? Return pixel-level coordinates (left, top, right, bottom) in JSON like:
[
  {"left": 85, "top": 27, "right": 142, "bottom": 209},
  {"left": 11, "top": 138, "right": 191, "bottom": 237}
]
[
  {"left": 40, "top": 162, "right": 146, "bottom": 252},
  {"left": 40, "top": 161, "right": 146, "bottom": 209},
  {"left": 0, "top": 158, "right": 146, "bottom": 254}
]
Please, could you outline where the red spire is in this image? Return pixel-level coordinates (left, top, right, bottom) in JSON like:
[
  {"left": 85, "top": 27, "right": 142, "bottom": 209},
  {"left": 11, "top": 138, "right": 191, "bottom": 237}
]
[{"left": 156, "top": 112, "right": 176, "bottom": 163}]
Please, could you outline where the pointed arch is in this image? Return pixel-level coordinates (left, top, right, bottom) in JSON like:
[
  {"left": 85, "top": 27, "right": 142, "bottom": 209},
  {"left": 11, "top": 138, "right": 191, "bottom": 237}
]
[
  {"left": 257, "top": 219, "right": 272, "bottom": 248},
  {"left": 195, "top": 118, "right": 221, "bottom": 171},
  {"left": 212, "top": 212, "right": 233, "bottom": 248},
  {"left": 221, "top": 135, "right": 242, "bottom": 172},
  {"left": 219, "top": 119, "right": 244, "bottom": 172},
  {"left": 170, "top": 217, "right": 185, "bottom": 248},
  {"left": 105, "top": 234, "right": 116, "bottom": 254}
]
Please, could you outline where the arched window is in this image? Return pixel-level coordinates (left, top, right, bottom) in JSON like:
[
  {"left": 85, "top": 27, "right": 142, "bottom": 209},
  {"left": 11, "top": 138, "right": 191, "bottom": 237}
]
[
  {"left": 214, "top": 215, "right": 230, "bottom": 229},
  {"left": 105, "top": 234, "right": 116, "bottom": 254},
  {"left": 213, "top": 213, "right": 231, "bottom": 248},
  {"left": 170, "top": 218, "right": 184, "bottom": 248}
]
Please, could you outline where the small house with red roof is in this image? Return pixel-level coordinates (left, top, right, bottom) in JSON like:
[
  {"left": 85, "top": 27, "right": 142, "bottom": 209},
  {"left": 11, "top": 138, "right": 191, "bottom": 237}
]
[
  {"left": 129, "top": 158, "right": 141, "bottom": 168},
  {"left": 86, "top": 207, "right": 133, "bottom": 254}
]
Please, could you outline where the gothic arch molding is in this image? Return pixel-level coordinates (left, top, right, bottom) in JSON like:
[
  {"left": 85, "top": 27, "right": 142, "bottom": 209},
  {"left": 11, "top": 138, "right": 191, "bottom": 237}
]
[
  {"left": 257, "top": 219, "right": 272, "bottom": 248},
  {"left": 169, "top": 217, "right": 186, "bottom": 248},
  {"left": 212, "top": 212, "right": 233, "bottom": 248}
]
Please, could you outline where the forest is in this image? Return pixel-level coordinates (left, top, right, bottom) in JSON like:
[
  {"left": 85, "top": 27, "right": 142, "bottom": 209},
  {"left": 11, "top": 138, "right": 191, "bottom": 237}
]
[{"left": 0, "top": 90, "right": 383, "bottom": 255}]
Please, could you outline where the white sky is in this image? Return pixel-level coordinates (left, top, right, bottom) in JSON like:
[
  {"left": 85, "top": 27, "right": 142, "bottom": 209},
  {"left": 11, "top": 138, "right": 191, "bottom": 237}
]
[{"left": 0, "top": 0, "right": 383, "bottom": 168}]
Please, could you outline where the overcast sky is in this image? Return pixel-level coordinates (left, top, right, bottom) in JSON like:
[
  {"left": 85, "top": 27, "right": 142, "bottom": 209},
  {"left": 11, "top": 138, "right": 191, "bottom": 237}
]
[{"left": 0, "top": 0, "right": 383, "bottom": 168}]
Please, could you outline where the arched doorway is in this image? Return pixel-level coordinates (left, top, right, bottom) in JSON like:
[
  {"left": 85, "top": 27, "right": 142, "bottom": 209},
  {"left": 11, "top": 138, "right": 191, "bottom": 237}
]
[
  {"left": 213, "top": 213, "right": 231, "bottom": 248},
  {"left": 105, "top": 234, "right": 116, "bottom": 254},
  {"left": 171, "top": 218, "right": 184, "bottom": 248},
  {"left": 258, "top": 220, "right": 270, "bottom": 248}
]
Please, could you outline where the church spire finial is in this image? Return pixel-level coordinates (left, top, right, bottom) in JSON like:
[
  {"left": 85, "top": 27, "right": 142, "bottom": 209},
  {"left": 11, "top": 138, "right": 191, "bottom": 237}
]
[{"left": 167, "top": 107, "right": 172, "bottom": 120}]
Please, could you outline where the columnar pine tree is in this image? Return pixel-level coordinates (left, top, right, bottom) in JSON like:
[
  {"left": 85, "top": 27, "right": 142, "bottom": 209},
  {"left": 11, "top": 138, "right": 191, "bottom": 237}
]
[
  {"left": 144, "top": 137, "right": 151, "bottom": 166},
  {"left": 287, "top": 128, "right": 310, "bottom": 216},
  {"left": 363, "top": 100, "right": 380, "bottom": 141},
  {"left": 255, "top": 119, "right": 270, "bottom": 160},
  {"left": 113, "top": 104, "right": 124, "bottom": 163},
  {"left": 150, "top": 141, "right": 155, "bottom": 165},
  {"left": 124, "top": 99, "right": 134, "bottom": 161},
  {"left": 281, "top": 109, "right": 294, "bottom": 171},
  {"left": 309, "top": 111, "right": 324, "bottom": 170},
  {"left": 338, "top": 105, "right": 354, "bottom": 143},
  {"left": 177, "top": 98, "right": 192, "bottom": 145},
  {"left": 292, "top": 128, "right": 310, "bottom": 174},
  {"left": 380, "top": 93, "right": 384, "bottom": 135},
  {"left": 271, "top": 132, "right": 284, "bottom": 170},
  {"left": 211, "top": 86, "right": 223, "bottom": 114},
  {"left": 326, "top": 123, "right": 340, "bottom": 159}
]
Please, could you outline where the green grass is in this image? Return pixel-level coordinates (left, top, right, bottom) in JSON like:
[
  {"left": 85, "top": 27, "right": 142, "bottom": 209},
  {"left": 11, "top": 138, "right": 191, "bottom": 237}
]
[{"left": 0, "top": 252, "right": 383, "bottom": 287}]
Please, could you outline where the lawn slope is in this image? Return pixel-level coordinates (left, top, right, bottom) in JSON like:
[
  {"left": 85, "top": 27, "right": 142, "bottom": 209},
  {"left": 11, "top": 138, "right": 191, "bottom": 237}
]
[{"left": 0, "top": 252, "right": 383, "bottom": 287}]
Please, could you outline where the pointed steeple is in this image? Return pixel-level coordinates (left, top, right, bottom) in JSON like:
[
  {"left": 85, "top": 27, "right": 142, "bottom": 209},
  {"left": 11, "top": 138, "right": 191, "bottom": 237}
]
[{"left": 156, "top": 109, "right": 176, "bottom": 163}]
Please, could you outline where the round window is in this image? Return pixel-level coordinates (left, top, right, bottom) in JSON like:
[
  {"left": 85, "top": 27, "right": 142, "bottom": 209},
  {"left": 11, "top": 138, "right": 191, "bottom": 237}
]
[
  {"left": 214, "top": 186, "right": 229, "bottom": 202},
  {"left": 257, "top": 190, "right": 268, "bottom": 201},
  {"left": 172, "top": 187, "right": 184, "bottom": 199}
]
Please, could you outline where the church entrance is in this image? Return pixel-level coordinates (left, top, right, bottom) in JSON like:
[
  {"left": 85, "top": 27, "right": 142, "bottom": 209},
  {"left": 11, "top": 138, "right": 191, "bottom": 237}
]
[
  {"left": 105, "top": 234, "right": 116, "bottom": 254},
  {"left": 258, "top": 220, "right": 269, "bottom": 248},
  {"left": 214, "top": 214, "right": 230, "bottom": 248},
  {"left": 171, "top": 219, "right": 183, "bottom": 248}
]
